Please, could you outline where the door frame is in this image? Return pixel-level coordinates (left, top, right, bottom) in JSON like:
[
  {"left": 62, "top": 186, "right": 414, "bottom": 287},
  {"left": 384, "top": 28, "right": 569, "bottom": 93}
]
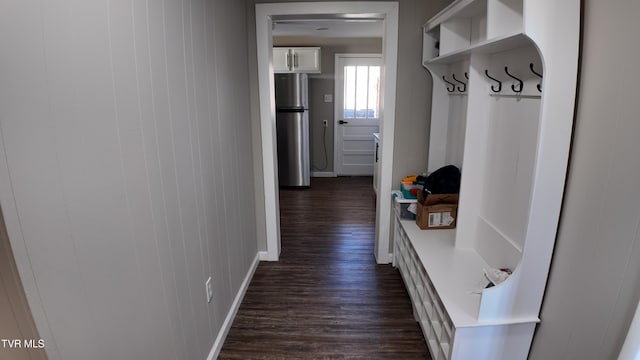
[
  {"left": 333, "top": 53, "right": 383, "bottom": 177},
  {"left": 255, "top": 2, "right": 398, "bottom": 263}
]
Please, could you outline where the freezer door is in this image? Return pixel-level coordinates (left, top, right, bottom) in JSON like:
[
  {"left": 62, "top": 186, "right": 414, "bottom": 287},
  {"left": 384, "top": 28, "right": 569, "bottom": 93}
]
[
  {"left": 274, "top": 73, "right": 308, "bottom": 109},
  {"left": 276, "top": 110, "right": 310, "bottom": 187}
]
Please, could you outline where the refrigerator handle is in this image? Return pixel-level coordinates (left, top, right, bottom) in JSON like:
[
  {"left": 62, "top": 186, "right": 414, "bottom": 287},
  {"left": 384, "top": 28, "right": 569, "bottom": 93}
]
[
  {"left": 286, "top": 50, "right": 291, "bottom": 70},
  {"left": 293, "top": 52, "right": 299, "bottom": 68}
]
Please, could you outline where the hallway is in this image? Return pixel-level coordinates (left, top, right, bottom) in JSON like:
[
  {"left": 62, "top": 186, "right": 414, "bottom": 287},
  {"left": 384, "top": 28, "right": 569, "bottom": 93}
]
[{"left": 219, "top": 177, "right": 429, "bottom": 359}]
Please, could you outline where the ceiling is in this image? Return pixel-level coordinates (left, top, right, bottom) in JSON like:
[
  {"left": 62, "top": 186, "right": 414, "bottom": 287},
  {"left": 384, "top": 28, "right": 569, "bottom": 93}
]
[{"left": 272, "top": 17, "right": 383, "bottom": 38}]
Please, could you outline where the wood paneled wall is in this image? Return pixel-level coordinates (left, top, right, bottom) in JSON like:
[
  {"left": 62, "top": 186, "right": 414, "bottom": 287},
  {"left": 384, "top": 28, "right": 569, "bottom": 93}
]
[{"left": 0, "top": 1, "right": 256, "bottom": 359}]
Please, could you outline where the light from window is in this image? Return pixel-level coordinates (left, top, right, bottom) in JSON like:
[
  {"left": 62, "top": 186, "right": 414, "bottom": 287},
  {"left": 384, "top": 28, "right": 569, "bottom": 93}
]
[{"left": 343, "top": 65, "right": 380, "bottom": 119}]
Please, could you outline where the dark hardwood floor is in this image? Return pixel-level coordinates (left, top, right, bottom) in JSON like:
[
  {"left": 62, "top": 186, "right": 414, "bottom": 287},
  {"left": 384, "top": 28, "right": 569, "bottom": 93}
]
[{"left": 219, "top": 177, "right": 430, "bottom": 359}]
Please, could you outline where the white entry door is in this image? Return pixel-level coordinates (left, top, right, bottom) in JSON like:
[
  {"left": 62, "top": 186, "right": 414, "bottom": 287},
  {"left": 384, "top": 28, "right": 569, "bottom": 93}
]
[{"left": 334, "top": 54, "right": 383, "bottom": 176}]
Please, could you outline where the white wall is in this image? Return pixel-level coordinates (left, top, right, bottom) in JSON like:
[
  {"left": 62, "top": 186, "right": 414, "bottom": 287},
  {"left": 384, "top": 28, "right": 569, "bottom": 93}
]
[
  {"left": 0, "top": 1, "right": 256, "bottom": 359},
  {"left": 529, "top": 0, "right": 640, "bottom": 358}
]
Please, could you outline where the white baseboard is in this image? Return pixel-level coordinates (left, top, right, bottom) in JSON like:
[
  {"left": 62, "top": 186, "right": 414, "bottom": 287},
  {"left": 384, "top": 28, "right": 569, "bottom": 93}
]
[
  {"left": 311, "top": 171, "right": 335, "bottom": 178},
  {"left": 207, "top": 253, "right": 260, "bottom": 360},
  {"left": 375, "top": 251, "right": 394, "bottom": 265},
  {"left": 258, "top": 250, "right": 276, "bottom": 261}
]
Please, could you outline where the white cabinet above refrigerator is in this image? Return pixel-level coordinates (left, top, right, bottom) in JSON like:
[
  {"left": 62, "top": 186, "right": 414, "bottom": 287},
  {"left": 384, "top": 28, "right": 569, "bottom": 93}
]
[{"left": 273, "top": 47, "right": 321, "bottom": 74}]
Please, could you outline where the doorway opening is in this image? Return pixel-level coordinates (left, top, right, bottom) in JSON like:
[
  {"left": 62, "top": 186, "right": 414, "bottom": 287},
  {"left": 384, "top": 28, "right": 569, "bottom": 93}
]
[{"left": 255, "top": 2, "right": 399, "bottom": 263}]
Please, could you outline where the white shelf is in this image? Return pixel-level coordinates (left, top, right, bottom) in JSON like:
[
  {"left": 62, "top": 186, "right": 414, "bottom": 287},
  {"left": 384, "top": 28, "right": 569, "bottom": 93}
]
[
  {"left": 424, "top": 33, "right": 529, "bottom": 65},
  {"left": 425, "top": 0, "right": 485, "bottom": 31}
]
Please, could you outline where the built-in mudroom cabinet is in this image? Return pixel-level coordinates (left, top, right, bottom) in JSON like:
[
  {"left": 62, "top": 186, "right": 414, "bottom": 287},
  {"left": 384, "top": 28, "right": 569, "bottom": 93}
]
[{"left": 392, "top": 0, "right": 580, "bottom": 359}]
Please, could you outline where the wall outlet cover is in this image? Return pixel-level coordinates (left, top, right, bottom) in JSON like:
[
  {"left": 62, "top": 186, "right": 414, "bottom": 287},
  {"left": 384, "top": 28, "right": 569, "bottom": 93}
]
[{"left": 206, "top": 277, "right": 213, "bottom": 303}]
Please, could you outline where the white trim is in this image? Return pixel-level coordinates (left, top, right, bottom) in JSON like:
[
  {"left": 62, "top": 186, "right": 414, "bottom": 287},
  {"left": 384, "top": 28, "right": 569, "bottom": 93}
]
[
  {"left": 258, "top": 250, "right": 275, "bottom": 261},
  {"left": 375, "top": 5, "right": 398, "bottom": 264},
  {"left": 256, "top": 4, "right": 281, "bottom": 262},
  {"left": 255, "top": 2, "right": 398, "bottom": 264},
  {"left": 311, "top": 172, "right": 335, "bottom": 178},
  {"left": 207, "top": 253, "right": 260, "bottom": 360}
]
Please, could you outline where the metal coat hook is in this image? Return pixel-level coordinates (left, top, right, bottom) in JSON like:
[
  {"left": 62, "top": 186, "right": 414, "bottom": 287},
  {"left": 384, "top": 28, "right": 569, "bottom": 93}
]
[
  {"left": 504, "top": 66, "right": 523, "bottom": 93},
  {"left": 484, "top": 69, "right": 502, "bottom": 93},
  {"left": 452, "top": 73, "right": 467, "bottom": 92},
  {"left": 442, "top": 75, "right": 456, "bottom": 92},
  {"left": 530, "top": 63, "right": 543, "bottom": 92}
]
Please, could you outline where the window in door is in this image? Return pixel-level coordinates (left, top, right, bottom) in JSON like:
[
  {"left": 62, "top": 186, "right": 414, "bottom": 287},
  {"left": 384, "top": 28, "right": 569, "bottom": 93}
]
[{"left": 343, "top": 65, "right": 380, "bottom": 120}]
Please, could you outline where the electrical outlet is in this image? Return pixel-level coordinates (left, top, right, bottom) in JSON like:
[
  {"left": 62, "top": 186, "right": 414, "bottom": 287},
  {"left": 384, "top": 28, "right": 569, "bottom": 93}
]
[
  {"left": 323, "top": 120, "right": 328, "bottom": 127},
  {"left": 205, "top": 276, "right": 213, "bottom": 303}
]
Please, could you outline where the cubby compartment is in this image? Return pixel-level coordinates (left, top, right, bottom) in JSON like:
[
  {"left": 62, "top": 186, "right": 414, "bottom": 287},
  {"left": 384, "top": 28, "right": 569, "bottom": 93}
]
[
  {"left": 423, "top": 298, "right": 434, "bottom": 318},
  {"left": 441, "top": 343, "right": 451, "bottom": 360},
  {"left": 432, "top": 321, "right": 443, "bottom": 340},
  {"left": 420, "top": 318, "right": 434, "bottom": 339},
  {"left": 460, "top": 44, "right": 542, "bottom": 271},
  {"left": 487, "top": 0, "right": 523, "bottom": 39},
  {"left": 423, "top": 27, "right": 441, "bottom": 61},
  {"left": 426, "top": 60, "right": 469, "bottom": 172},
  {"left": 440, "top": 19, "right": 470, "bottom": 55},
  {"left": 432, "top": 0, "right": 487, "bottom": 56}
]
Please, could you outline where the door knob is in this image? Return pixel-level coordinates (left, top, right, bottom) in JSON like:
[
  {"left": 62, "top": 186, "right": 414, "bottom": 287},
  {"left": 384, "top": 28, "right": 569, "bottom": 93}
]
[{"left": 338, "top": 120, "right": 349, "bottom": 124}]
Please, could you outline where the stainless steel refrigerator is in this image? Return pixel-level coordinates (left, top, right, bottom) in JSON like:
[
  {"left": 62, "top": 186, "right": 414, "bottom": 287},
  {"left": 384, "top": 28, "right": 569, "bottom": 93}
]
[{"left": 275, "top": 73, "right": 310, "bottom": 187}]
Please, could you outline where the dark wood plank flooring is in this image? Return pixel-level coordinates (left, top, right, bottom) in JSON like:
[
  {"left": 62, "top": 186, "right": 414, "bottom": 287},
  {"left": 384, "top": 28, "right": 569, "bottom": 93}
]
[{"left": 219, "top": 177, "right": 430, "bottom": 359}]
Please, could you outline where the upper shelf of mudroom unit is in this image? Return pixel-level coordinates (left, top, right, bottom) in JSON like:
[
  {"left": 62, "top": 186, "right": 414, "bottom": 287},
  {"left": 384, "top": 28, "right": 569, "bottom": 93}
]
[
  {"left": 423, "top": 33, "right": 531, "bottom": 66},
  {"left": 423, "top": 0, "right": 526, "bottom": 65},
  {"left": 425, "top": 0, "right": 487, "bottom": 32}
]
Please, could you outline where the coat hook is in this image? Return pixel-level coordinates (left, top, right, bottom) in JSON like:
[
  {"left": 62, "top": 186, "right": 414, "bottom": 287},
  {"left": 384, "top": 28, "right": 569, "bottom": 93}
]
[
  {"left": 442, "top": 75, "right": 455, "bottom": 92},
  {"left": 504, "top": 66, "right": 523, "bottom": 92},
  {"left": 484, "top": 69, "right": 502, "bottom": 93},
  {"left": 530, "top": 63, "right": 542, "bottom": 92},
  {"left": 452, "top": 74, "right": 467, "bottom": 92}
]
